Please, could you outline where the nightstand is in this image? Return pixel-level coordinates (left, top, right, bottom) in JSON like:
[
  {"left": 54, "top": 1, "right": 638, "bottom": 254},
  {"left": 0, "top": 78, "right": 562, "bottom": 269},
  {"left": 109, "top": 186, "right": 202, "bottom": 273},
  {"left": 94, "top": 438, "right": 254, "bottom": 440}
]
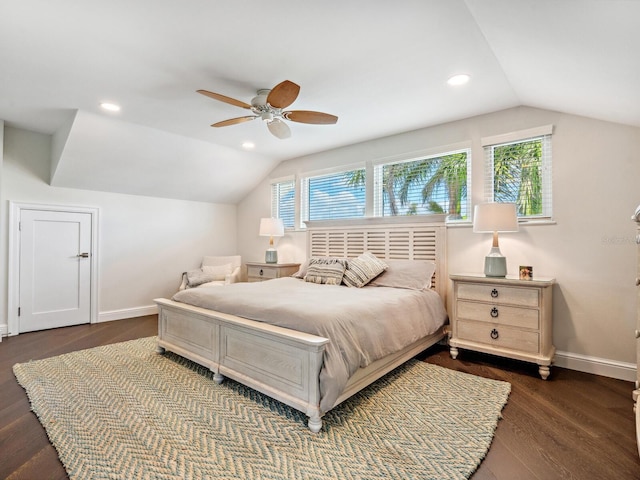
[
  {"left": 449, "top": 273, "right": 556, "bottom": 379},
  {"left": 246, "top": 262, "right": 301, "bottom": 283}
]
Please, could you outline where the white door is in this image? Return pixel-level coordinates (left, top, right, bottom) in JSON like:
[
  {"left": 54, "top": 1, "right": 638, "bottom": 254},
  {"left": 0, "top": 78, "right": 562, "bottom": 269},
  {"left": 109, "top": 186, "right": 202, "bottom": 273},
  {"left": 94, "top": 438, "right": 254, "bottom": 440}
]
[{"left": 18, "top": 209, "right": 92, "bottom": 333}]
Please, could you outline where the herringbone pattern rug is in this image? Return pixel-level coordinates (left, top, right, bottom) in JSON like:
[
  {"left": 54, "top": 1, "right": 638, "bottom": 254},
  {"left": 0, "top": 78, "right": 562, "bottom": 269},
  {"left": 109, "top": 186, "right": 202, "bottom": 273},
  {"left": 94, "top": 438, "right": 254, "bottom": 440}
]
[{"left": 14, "top": 337, "right": 510, "bottom": 480}]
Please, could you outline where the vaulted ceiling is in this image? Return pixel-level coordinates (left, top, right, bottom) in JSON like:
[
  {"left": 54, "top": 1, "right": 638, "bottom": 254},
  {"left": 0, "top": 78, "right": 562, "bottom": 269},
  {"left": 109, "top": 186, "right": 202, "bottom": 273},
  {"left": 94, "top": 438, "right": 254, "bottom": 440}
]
[{"left": 1, "top": 0, "right": 638, "bottom": 203}]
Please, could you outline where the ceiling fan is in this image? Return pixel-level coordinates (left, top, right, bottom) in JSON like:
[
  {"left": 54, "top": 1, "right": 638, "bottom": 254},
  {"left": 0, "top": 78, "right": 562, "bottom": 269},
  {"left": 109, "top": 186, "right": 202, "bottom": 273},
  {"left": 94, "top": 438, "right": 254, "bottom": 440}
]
[{"left": 197, "top": 80, "right": 338, "bottom": 139}]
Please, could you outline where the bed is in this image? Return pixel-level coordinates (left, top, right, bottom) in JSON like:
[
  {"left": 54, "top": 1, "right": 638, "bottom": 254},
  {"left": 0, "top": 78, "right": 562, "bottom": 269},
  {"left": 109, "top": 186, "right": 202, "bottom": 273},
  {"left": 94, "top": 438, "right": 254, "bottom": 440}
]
[{"left": 154, "top": 219, "right": 448, "bottom": 432}]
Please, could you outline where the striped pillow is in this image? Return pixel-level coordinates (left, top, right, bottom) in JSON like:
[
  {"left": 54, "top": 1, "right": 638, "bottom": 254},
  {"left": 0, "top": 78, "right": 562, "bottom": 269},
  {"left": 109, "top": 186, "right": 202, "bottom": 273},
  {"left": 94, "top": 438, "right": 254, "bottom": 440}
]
[
  {"left": 343, "top": 252, "right": 388, "bottom": 288},
  {"left": 304, "top": 258, "right": 347, "bottom": 285}
]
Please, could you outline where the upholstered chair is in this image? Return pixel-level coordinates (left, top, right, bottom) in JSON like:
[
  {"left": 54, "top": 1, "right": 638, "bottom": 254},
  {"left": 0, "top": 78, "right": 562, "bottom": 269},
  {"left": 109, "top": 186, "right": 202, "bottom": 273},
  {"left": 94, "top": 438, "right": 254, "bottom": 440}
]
[{"left": 178, "top": 255, "right": 242, "bottom": 290}]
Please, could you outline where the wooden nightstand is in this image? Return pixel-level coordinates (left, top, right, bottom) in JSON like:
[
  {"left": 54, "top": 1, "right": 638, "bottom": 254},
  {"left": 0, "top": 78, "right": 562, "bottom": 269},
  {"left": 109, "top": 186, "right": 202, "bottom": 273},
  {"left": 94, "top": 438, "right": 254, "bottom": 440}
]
[
  {"left": 246, "top": 262, "right": 301, "bottom": 283},
  {"left": 449, "top": 273, "right": 556, "bottom": 379}
]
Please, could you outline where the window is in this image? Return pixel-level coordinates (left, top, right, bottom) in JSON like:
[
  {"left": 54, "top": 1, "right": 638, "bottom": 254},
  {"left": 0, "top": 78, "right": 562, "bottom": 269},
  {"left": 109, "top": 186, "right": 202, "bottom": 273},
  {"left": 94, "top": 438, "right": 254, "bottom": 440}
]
[
  {"left": 373, "top": 149, "right": 471, "bottom": 221},
  {"left": 300, "top": 167, "right": 366, "bottom": 225},
  {"left": 483, "top": 126, "right": 553, "bottom": 219},
  {"left": 270, "top": 179, "right": 295, "bottom": 229}
]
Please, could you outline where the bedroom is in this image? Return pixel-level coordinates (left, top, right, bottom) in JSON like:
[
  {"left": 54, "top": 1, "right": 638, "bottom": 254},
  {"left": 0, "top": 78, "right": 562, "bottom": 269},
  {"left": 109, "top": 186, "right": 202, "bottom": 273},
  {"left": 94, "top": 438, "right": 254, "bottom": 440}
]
[{"left": 1, "top": 0, "right": 640, "bottom": 478}]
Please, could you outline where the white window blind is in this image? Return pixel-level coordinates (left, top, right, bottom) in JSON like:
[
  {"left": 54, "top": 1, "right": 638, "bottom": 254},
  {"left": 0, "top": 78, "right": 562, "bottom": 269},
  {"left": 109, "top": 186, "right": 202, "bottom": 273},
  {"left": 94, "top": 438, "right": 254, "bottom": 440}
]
[
  {"left": 373, "top": 149, "right": 470, "bottom": 221},
  {"left": 270, "top": 179, "right": 295, "bottom": 229},
  {"left": 300, "top": 168, "right": 366, "bottom": 225},
  {"left": 483, "top": 132, "right": 552, "bottom": 219}
]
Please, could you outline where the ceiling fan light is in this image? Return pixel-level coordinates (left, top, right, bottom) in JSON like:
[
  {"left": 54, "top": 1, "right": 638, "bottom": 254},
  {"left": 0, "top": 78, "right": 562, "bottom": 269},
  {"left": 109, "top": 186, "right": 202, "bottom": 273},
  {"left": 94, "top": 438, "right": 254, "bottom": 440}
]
[
  {"left": 261, "top": 112, "right": 274, "bottom": 122},
  {"left": 252, "top": 90, "right": 269, "bottom": 107}
]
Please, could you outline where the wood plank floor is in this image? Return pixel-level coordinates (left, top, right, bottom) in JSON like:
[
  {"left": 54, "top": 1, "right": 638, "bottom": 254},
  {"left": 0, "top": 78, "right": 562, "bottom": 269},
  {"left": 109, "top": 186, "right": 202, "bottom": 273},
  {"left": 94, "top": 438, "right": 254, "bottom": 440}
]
[{"left": 1, "top": 315, "right": 638, "bottom": 479}]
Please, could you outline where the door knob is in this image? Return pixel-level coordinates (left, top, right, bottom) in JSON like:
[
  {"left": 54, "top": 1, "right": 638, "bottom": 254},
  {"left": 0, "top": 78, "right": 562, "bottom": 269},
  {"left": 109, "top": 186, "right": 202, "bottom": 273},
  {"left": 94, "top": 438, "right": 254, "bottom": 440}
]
[{"left": 77, "top": 253, "right": 89, "bottom": 258}]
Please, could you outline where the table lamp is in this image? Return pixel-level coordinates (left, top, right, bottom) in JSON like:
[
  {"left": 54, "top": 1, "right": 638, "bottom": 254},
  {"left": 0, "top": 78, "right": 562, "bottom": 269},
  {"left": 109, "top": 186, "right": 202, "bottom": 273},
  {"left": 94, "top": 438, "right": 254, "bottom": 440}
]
[
  {"left": 473, "top": 203, "right": 519, "bottom": 277},
  {"left": 259, "top": 218, "right": 284, "bottom": 264}
]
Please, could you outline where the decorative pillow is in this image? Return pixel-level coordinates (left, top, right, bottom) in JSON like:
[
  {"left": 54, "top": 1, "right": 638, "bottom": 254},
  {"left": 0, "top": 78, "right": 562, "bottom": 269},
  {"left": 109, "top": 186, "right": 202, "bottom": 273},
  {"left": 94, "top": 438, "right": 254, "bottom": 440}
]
[
  {"left": 342, "top": 252, "right": 388, "bottom": 288},
  {"left": 202, "top": 263, "right": 233, "bottom": 281},
  {"left": 303, "top": 258, "right": 347, "bottom": 285},
  {"left": 185, "top": 269, "right": 218, "bottom": 288},
  {"left": 291, "top": 259, "right": 310, "bottom": 279},
  {"left": 369, "top": 260, "right": 436, "bottom": 290}
]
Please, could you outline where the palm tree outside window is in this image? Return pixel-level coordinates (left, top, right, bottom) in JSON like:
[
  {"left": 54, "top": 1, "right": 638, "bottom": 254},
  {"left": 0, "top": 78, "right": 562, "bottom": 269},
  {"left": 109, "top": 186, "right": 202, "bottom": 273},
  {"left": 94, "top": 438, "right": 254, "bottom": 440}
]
[
  {"left": 345, "top": 149, "right": 471, "bottom": 221},
  {"left": 486, "top": 134, "right": 552, "bottom": 219}
]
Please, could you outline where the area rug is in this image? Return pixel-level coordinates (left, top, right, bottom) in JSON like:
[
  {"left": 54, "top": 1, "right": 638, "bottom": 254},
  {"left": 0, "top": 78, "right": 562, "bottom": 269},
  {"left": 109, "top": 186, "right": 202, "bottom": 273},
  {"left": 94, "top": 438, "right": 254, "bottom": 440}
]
[{"left": 14, "top": 337, "right": 510, "bottom": 480}]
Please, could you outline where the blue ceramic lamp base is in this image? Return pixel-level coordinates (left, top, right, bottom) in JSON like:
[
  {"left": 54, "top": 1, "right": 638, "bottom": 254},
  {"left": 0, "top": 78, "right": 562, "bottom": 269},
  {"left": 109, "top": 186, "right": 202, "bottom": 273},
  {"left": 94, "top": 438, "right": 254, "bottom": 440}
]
[
  {"left": 484, "top": 247, "right": 507, "bottom": 277},
  {"left": 265, "top": 249, "right": 278, "bottom": 264}
]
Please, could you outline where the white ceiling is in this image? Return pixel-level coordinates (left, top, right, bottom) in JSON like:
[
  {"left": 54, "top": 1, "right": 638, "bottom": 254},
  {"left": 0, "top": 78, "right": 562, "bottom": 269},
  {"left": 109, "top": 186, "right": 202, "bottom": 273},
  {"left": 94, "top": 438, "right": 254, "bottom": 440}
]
[{"left": 1, "top": 0, "right": 638, "bottom": 203}]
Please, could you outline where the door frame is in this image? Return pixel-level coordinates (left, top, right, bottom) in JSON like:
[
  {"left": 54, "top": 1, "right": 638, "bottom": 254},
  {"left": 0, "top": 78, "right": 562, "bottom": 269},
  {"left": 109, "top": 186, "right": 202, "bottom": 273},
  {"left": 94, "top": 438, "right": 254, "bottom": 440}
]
[{"left": 8, "top": 202, "right": 100, "bottom": 336}]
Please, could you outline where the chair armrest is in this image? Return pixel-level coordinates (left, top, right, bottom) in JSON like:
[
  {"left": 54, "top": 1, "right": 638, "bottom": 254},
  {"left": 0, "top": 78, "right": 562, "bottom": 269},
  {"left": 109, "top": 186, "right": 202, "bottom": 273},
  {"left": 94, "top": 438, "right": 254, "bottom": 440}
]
[
  {"left": 225, "top": 266, "right": 242, "bottom": 284},
  {"left": 178, "top": 272, "right": 188, "bottom": 291}
]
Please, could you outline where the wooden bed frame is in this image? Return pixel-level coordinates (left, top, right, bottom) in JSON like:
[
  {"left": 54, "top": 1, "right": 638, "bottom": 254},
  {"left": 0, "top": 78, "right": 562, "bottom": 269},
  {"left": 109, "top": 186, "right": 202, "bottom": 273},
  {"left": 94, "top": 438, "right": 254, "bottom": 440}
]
[{"left": 154, "top": 218, "right": 447, "bottom": 433}]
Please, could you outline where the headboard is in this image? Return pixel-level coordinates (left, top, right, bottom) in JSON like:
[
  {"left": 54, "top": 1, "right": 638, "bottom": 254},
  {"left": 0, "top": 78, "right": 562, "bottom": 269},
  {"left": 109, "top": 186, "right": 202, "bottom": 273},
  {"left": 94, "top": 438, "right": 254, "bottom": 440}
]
[{"left": 305, "top": 217, "right": 447, "bottom": 301}]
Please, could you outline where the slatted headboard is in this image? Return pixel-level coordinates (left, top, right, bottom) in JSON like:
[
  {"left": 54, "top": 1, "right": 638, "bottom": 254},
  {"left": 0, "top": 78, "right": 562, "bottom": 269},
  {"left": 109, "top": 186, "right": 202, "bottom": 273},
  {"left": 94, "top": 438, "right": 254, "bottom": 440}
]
[{"left": 305, "top": 218, "right": 447, "bottom": 300}]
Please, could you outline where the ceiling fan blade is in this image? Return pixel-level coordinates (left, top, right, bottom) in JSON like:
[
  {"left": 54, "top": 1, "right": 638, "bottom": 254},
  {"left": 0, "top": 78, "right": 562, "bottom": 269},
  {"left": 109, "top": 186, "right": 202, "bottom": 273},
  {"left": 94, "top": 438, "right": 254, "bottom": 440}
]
[
  {"left": 267, "top": 118, "right": 291, "bottom": 139},
  {"left": 283, "top": 110, "right": 338, "bottom": 125},
  {"left": 267, "top": 80, "right": 300, "bottom": 109},
  {"left": 211, "top": 116, "right": 257, "bottom": 127},
  {"left": 197, "top": 89, "right": 252, "bottom": 109}
]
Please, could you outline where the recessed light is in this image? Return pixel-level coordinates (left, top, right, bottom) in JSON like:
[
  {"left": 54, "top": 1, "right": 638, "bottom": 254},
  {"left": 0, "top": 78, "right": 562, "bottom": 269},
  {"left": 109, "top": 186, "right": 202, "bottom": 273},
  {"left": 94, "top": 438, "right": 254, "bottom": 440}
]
[
  {"left": 100, "top": 102, "right": 121, "bottom": 112},
  {"left": 242, "top": 141, "right": 255, "bottom": 150},
  {"left": 447, "top": 74, "right": 470, "bottom": 86}
]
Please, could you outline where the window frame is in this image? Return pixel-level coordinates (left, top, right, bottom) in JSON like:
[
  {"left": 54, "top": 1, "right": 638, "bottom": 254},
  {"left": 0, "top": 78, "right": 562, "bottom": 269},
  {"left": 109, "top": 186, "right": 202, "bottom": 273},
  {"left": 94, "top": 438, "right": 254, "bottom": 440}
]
[
  {"left": 299, "top": 163, "right": 367, "bottom": 229},
  {"left": 270, "top": 176, "right": 296, "bottom": 230},
  {"left": 372, "top": 146, "right": 472, "bottom": 223},
  {"left": 481, "top": 125, "right": 553, "bottom": 221}
]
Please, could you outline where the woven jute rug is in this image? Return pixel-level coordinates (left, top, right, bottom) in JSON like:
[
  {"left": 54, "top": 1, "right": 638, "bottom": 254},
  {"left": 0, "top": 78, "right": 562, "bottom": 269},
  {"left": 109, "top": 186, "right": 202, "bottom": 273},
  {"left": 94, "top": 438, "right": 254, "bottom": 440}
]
[{"left": 14, "top": 337, "right": 510, "bottom": 480}]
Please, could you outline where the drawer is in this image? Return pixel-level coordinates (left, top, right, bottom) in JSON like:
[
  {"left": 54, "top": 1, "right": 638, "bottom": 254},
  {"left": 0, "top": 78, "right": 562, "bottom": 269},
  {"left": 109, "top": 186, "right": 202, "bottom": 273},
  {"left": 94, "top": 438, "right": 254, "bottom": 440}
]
[
  {"left": 247, "top": 265, "right": 278, "bottom": 280},
  {"left": 457, "top": 320, "right": 540, "bottom": 354},
  {"left": 457, "top": 300, "right": 539, "bottom": 329},
  {"left": 457, "top": 283, "right": 539, "bottom": 307}
]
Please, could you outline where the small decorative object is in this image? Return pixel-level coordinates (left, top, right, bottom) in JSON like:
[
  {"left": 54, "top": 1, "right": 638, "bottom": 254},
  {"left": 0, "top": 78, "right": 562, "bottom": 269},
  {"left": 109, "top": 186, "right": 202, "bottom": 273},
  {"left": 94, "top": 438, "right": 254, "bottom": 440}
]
[
  {"left": 259, "top": 218, "right": 284, "bottom": 264},
  {"left": 519, "top": 266, "right": 533, "bottom": 280},
  {"left": 473, "top": 203, "right": 519, "bottom": 277}
]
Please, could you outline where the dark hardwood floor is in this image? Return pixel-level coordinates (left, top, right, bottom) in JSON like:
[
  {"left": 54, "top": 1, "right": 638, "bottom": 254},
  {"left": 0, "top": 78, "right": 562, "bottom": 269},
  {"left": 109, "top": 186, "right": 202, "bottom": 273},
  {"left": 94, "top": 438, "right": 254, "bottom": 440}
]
[{"left": 1, "top": 316, "right": 638, "bottom": 479}]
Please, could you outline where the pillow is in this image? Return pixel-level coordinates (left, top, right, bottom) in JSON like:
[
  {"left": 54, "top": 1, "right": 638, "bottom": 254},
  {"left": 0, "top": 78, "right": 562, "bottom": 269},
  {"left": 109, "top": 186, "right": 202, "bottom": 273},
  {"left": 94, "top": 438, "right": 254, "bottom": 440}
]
[
  {"left": 369, "top": 260, "right": 436, "bottom": 290},
  {"left": 291, "top": 259, "right": 310, "bottom": 279},
  {"left": 304, "top": 258, "right": 347, "bottom": 285},
  {"left": 185, "top": 269, "right": 218, "bottom": 288},
  {"left": 202, "top": 263, "right": 233, "bottom": 281},
  {"left": 342, "top": 252, "right": 388, "bottom": 288}
]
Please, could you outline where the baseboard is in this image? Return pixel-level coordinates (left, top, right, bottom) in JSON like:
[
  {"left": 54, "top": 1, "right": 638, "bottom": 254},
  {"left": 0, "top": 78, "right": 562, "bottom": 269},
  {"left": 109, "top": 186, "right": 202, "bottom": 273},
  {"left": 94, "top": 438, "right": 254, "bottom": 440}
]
[
  {"left": 554, "top": 350, "right": 636, "bottom": 382},
  {"left": 0, "top": 324, "right": 7, "bottom": 342},
  {"left": 98, "top": 305, "right": 158, "bottom": 323}
]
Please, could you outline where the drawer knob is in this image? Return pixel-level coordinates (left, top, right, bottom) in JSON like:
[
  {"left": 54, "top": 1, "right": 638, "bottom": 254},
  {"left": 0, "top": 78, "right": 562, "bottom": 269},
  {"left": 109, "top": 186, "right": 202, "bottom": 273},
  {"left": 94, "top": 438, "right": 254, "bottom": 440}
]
[
  {"left": 490, "top": 328, "right": 499, "bottom": 340},
  {"left": 636, "top": 330, "right": 640, "bottom": 339},
  {"left": 490, "top": 288, "right": 499, "bottom": 298},
  {"left": 490, "top": 307, "right": 499, "bottom": 318},
  {"left": 259, "top": 269, "right": 264, "bottom": 276},
  {"left": 636, "top": 278, "right": 640, "bottom": 286}
]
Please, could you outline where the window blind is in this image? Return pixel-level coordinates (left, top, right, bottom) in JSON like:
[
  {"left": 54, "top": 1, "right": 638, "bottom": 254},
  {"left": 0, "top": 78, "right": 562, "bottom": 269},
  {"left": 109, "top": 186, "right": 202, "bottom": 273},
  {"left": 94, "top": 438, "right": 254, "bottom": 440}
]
[
  {"left": 483, "top": 134, "right": 552, "bottom": 219},
  {"left": 270, "top": 179, "right": 295, "bottom": 228},
  {"left": 300, "top": 168, "right": 366, "bottom": 225},
  {"left": 373, "top": 149, "right": 470, "bottom": 221}
]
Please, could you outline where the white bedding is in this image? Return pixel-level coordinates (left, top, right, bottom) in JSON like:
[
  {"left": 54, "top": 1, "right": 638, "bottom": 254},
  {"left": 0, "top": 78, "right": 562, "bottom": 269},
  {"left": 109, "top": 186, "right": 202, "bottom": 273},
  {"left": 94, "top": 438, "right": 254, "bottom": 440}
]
[{"left": 172, "top": 277, "right": 448, "bottom": 412}]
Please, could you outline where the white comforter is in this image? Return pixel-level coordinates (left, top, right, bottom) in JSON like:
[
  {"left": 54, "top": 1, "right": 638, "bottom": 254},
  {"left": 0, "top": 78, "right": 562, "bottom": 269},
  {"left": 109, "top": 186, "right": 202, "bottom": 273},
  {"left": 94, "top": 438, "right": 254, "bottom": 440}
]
[{"left": 172, "top": 277, "right": 448, "bottom": 412}]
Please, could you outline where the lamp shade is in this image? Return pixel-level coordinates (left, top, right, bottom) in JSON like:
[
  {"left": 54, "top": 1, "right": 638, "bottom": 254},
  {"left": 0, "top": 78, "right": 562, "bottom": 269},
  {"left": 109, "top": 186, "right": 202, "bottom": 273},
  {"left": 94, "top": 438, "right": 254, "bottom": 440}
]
[
  {"left": 473, "top": 203, "right": 519, "bottom": 233},
  {"left": 259, "top": 218, "right": 284, "bottom": 237}
]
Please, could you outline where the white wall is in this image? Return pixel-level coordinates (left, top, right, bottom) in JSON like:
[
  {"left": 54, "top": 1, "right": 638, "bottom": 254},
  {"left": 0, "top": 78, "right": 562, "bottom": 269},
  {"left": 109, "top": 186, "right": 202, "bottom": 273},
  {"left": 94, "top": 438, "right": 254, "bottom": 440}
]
[
  {"left": 1, "top": 126, "right": 237, "bottom": 330},
  {"left": 237, "top": 106, "right": 640, "bottom": 379}
]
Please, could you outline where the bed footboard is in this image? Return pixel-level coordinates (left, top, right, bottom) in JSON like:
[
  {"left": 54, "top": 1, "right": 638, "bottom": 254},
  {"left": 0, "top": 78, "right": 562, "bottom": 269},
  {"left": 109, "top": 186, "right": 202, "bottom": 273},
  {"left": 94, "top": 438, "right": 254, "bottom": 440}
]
[{"left": 155, "top": 298, "right": 329, "bottom": 432}]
